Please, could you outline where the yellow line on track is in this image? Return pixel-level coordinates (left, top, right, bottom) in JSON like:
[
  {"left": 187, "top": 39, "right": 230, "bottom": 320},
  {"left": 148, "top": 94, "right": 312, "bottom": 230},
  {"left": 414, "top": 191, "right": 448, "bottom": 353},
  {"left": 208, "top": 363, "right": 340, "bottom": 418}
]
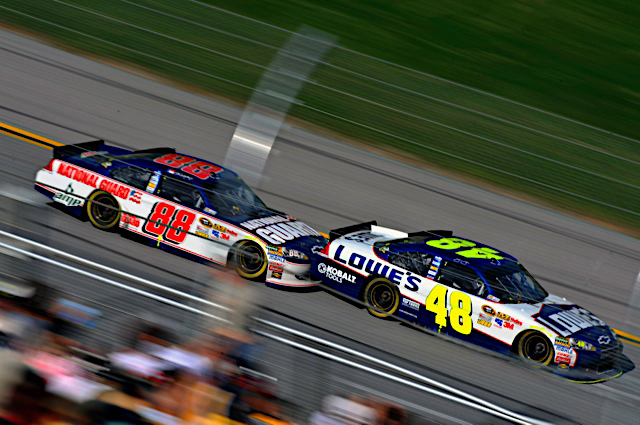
[
  {"left": 0, "top": 121, "right": 63, "bottom": 148},
  {"left": 0, "top": 129, "right": 53, "bottom": 150}
]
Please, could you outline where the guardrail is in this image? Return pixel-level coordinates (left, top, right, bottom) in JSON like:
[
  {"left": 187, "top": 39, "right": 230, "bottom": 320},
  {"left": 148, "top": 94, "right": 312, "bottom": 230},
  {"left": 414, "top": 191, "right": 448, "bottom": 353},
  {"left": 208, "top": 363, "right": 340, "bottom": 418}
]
[{"left": 0, "top": 231, "right": 553, "bottom": 424}]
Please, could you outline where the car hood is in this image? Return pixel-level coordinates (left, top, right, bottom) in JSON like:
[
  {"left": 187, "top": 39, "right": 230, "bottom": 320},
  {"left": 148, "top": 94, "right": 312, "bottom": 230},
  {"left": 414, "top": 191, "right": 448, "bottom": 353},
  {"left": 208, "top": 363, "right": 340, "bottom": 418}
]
[{"left": 531, "top": 295, "right": 610, "bottom": 339}]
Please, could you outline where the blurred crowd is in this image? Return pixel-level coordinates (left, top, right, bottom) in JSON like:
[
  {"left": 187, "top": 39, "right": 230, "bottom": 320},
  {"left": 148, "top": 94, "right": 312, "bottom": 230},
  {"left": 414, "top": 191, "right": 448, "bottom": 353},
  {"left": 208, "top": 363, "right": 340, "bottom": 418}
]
[{"left": 0, "top": 267, "right": 407, "bottom": 425}]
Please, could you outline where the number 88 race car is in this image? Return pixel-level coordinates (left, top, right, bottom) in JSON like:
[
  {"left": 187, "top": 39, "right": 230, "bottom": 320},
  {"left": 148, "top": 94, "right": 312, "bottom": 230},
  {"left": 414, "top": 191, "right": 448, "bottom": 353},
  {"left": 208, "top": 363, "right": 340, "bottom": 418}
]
[
  {"left": 311, "top": 221, "right": 634, "bottom": 382},
  {"left": 34, "top": 141, "right": 326, "bottom": 287}
]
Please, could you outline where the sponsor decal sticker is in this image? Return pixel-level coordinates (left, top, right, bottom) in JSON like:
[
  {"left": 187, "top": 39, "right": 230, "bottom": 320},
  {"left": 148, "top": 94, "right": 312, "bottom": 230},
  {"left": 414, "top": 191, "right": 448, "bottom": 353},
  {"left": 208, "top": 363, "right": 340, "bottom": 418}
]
[
  {"left": 487, "top": 294, "right": 500, "bottom": 302},
  {"left": 271, "top": 271, "right": 282, "bottom": 279},
  {"left": 534, "top": 304, "right": 606, "bottom": 337},
  {"left": 503, "top": 322, "right": 514, "bottom": 330},
  {"left": 494, "top": 317, "right": 503, "bottom": 328},
  {"left": 204, "top": 207, "right": 216, "bottom": 215},
  {"left": 267, "top": 246, "right": 283, "bottom": 255},
  {"left": 427, "top": 256, "right": 442, "bottom": 279},
  {"left": 269, "top": 264, "right": 284, "bottom": 273},
  {"left": 80, "top": 150, "right": 108, "bottom": 158},
  {"left": 242, "top": 216, "right": 320, "bottom": 245},
  {"left": 555, "top": 337, "right": 570, "bottom": 347},
  {"left": 477, "top": 312, "right": 492, "bottom": 327},
  {"left": 213, "top": 223, "right": 227, "bottom": 233},
  {"left": 268, "top": 254, "right": 285, "bottom": 263},
  {"left": 52, "top": 183, "right": 83, "bottom": 207},
  {"left": 195, "top": 231, "right": 208, "bottom": 238},
  {"left": 481, "top": 305, "right": 496, "bottom": 316},
  {"left": 331, "top": 245, "right": 421, "bottom": 292},
  {"left": 120, "top": 213, "right": 140, "bottom": 228},
  {"left": 199, "top": 217, "right": 213, "bottom": 228},
  {"left": 402, "top": 298, "right": 420, "bottom": 310},
  {"left": 128, "top": 190, "right": 142, "bottom": 204},
  {"left": 317, "top": 262, "right": 356, "bottom": 284},
  {"left": 497, "top": 312, "right": 510, "bottom": 321}
]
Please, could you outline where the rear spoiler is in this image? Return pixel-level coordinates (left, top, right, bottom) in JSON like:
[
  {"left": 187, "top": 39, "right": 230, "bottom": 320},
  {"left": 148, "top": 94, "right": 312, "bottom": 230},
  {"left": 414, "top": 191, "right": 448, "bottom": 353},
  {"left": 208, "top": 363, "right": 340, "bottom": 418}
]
[
  {"left": 53, "top": 140, "right": 105, "bottom": 159},
  {"left": 329, "top": 221, "right": 377, "bottom": 242}
]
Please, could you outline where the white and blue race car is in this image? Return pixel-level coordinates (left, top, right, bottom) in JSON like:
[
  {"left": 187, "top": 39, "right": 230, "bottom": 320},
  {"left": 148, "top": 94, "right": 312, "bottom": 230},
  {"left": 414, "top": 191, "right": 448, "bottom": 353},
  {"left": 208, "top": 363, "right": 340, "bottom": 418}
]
[{"left": 311, "top": 221, "right": 634, "bottom": 382}]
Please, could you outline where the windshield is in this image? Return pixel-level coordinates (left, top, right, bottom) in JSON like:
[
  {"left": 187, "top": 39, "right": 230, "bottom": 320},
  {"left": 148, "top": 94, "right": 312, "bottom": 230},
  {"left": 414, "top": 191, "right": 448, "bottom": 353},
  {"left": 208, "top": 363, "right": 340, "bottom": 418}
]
[
  {"left": 482, "top": 263, "right": 548, "bottom": 304},
  {"left": 201, "top": 171, "right": 268, "bottom": 216}
]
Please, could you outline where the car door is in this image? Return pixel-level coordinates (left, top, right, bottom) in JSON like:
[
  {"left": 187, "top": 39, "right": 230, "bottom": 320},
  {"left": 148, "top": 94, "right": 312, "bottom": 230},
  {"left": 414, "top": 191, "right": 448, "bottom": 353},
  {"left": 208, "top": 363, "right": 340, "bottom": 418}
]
[
  {"left": 426, "top": 260, "right": 485, "bottom": 339},
  {"left": 143, "top": 174, "right": 203, "bottom": 251},
  {"left": 109, "top": 166, "right": 153, "bottom": 231}
]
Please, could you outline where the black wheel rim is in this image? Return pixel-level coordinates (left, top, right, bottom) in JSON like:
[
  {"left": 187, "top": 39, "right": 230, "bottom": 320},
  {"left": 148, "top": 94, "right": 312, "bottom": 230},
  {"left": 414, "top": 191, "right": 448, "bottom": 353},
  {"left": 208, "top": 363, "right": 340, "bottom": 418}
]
[
  {"left": 91, "top": 195, "right": 117, "bottom": 225},
  {"left": 238, "top": 244, "right": 264, "bottom": 274},
  {"left": 523, "top": 334, "right": 550, "bottom": 362},
  {"left": 370, "top": 282, "right": 395, "bottom": 311}
]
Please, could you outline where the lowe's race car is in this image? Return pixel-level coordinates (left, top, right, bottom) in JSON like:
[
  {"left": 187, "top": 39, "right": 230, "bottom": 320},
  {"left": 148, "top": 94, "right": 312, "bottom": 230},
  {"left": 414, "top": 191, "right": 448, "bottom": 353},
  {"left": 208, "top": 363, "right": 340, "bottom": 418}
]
[
  {"left": 311, "top": 222, "right": 634, "bottom": 382},
  {"left": 34, "top": 141, "right": 325, "bottom": 287}
]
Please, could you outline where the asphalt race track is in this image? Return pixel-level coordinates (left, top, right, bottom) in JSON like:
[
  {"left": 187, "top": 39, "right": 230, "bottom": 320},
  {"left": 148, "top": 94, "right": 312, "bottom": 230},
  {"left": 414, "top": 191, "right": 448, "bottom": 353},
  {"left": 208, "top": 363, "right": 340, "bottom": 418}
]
[{"left": 2, "top": 29, "right": 640, "bottom": 424}]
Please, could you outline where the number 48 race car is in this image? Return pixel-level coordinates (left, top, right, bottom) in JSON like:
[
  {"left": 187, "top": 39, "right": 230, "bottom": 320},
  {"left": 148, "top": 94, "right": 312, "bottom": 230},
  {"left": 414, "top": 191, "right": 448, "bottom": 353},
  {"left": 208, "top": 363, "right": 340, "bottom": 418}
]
[
  {"left": 311, "top": 222, "right": 635, "bottom": 382},
  {"left": 34, "top": 141, "right": 326, "bottom": 287}
]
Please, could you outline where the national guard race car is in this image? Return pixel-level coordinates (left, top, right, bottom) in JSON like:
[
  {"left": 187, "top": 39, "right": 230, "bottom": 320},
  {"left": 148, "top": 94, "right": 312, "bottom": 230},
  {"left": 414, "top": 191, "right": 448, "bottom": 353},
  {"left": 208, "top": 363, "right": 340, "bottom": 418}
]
[
  {"left": 34, "top": 141, "right": 326, "bottom": 287},
  {"left": 311, "top": 222, "right": 634, "bottom": 382}
]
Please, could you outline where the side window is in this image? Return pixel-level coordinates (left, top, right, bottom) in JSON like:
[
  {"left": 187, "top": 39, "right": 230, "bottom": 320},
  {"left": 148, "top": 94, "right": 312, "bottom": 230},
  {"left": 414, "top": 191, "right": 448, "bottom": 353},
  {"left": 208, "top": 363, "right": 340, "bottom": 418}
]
[
  {"left": 110, "top": 167, "right": 151, "bottom": 190},
  {"left": 157, "top": 176, "right": 204, "bottom": 210},
  {"left": 436, "top": 261, "right": 485, "bottom": 296},
  {"left": 388, "top": 252, "right": 433, "bottom": 276}
]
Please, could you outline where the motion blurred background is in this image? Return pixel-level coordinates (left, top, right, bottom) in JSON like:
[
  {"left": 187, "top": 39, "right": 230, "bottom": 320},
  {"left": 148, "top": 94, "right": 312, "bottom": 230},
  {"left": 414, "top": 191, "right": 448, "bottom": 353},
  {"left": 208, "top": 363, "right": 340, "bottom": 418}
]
[{"left": 0, "top": 1, "right": 640, "bottom": 424}]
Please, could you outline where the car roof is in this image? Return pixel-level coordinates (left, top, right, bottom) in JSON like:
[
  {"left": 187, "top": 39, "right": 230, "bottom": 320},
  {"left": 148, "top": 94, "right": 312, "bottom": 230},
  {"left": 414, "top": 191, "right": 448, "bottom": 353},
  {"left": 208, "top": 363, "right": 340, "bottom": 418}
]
[
  {"left": 375, "top": 233, "right": 519, "bottom": 270},
  {"left": 73, "top": 146, "right": 237, "bottom": 187}
]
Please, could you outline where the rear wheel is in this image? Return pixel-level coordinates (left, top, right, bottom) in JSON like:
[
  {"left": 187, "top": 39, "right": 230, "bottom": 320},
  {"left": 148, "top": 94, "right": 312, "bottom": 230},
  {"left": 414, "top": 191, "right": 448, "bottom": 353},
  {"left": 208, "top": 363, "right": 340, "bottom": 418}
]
[
  {"left": 86, "top": 191, "right": 121, "bottom": 230},
  {"left": 234, "top": 241, "right": 267, "bottom": 280},
  {"left": 363, "top": 277, "right": 400, "bottom": 318},
  {"left": 517, "top": 331, "right": 553, "bottom": 365}
]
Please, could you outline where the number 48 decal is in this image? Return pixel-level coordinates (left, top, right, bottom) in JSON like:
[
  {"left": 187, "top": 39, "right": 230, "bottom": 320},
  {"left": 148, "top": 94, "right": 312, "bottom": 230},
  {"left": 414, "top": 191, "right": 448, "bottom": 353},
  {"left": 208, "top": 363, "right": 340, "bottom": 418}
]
[
  {"left": 143, "top": 202, "right": 196, "bottom": 244},
  {"left": 426, "top": 237, "right": 503, "bottom": 260},
  {"left": 425, "top": 285, "right": 473, "bottom": 334}
]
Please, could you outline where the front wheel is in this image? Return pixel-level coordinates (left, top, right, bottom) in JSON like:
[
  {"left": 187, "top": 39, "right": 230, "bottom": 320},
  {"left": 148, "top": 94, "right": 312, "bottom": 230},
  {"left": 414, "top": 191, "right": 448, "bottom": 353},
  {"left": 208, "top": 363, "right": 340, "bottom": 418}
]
[
  {"left": 517, "top": 331, "right": 553, "bottom": 365},
  {"left": 234, "top": 241, "right": 267, "bottom": 280},
  {"left": 86, "top": 190, "right": 121, "bottom": 230},
  {"left": 363, "top": 277, "right": 400, "bottom": 318}
]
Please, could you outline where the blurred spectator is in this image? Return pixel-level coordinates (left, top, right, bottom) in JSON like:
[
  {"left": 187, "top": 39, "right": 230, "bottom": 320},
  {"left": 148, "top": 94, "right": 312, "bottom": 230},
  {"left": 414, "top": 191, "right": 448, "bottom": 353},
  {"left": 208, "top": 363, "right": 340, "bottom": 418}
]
[
  {"left": 81, "top": 373, "right": 152, "bottom": 425},
  {"left": 310, "top": 394, "right": 377, "bottom": 425},
  {"left": 0, "top": 367, "right": 48, "bottom": 425},
  {"left": 207, "top": 267, "right": 259, "bottom": 345}
]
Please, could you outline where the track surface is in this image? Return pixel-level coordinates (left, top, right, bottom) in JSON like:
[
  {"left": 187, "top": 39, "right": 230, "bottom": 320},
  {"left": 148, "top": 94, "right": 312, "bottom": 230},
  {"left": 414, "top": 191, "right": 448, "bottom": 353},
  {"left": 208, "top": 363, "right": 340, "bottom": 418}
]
[{"left": 2, "top": 30, "right": 640, "bottom": 424}]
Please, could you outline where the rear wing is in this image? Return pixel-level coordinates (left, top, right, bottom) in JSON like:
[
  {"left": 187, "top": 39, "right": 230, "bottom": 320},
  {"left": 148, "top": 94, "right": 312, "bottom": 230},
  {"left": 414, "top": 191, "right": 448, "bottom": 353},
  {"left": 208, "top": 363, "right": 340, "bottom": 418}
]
[
  {"left": 53, "top": 140, "right": 105, "bottom": 160},
  {"left": 329, "top": 221, "right": 377, "bottom": 242}
]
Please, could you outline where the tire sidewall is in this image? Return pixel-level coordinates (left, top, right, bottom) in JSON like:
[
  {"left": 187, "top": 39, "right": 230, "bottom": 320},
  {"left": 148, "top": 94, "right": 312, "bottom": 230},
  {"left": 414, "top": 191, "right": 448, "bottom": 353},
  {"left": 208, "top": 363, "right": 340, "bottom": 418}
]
[
  {"left": 517, "top": 330, "right": 553, "bottom": 365},
  {"left": 364, "top": 277, "right": 400, "bottom": 318},
  {"left": 234, "top": 240, "right": 267, "bottom": 280},
  {"left": 86, "top": 190, "right": 121, "bottom": 230}
]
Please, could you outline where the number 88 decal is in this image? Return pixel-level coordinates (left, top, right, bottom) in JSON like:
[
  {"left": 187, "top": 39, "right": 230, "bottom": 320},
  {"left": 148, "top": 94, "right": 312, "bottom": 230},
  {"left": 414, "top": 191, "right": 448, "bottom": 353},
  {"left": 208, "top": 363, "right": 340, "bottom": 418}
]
[
  {"left": 143, "top": 202, "right": 196, "bottom": 244},
  {"left": 425, "top": 285, "right": 473, "bottom": 334}
]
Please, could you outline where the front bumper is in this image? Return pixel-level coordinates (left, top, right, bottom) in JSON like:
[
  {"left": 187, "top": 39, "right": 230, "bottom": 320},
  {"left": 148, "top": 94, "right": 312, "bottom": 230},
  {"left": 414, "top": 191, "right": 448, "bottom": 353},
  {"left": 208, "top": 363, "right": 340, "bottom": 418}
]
[{"left": 553, "top": 349, "right": 635, "bottom": 383}]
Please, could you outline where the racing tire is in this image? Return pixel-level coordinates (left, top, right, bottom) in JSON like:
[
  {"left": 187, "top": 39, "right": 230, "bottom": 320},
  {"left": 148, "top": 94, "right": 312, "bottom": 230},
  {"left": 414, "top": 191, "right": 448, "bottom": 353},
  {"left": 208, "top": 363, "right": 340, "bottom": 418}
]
[
  {"left": 517, "top": 331, "right": 553, "bottom": 365},
  {"left": 86, "top": 190, "right": 121, "bottom": 230},
  {"left": 234, "top": 241, "right": 267, "bottom": 280},
  {"left": 363, "top": 277, "right": 400, "bottom": 318}
]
